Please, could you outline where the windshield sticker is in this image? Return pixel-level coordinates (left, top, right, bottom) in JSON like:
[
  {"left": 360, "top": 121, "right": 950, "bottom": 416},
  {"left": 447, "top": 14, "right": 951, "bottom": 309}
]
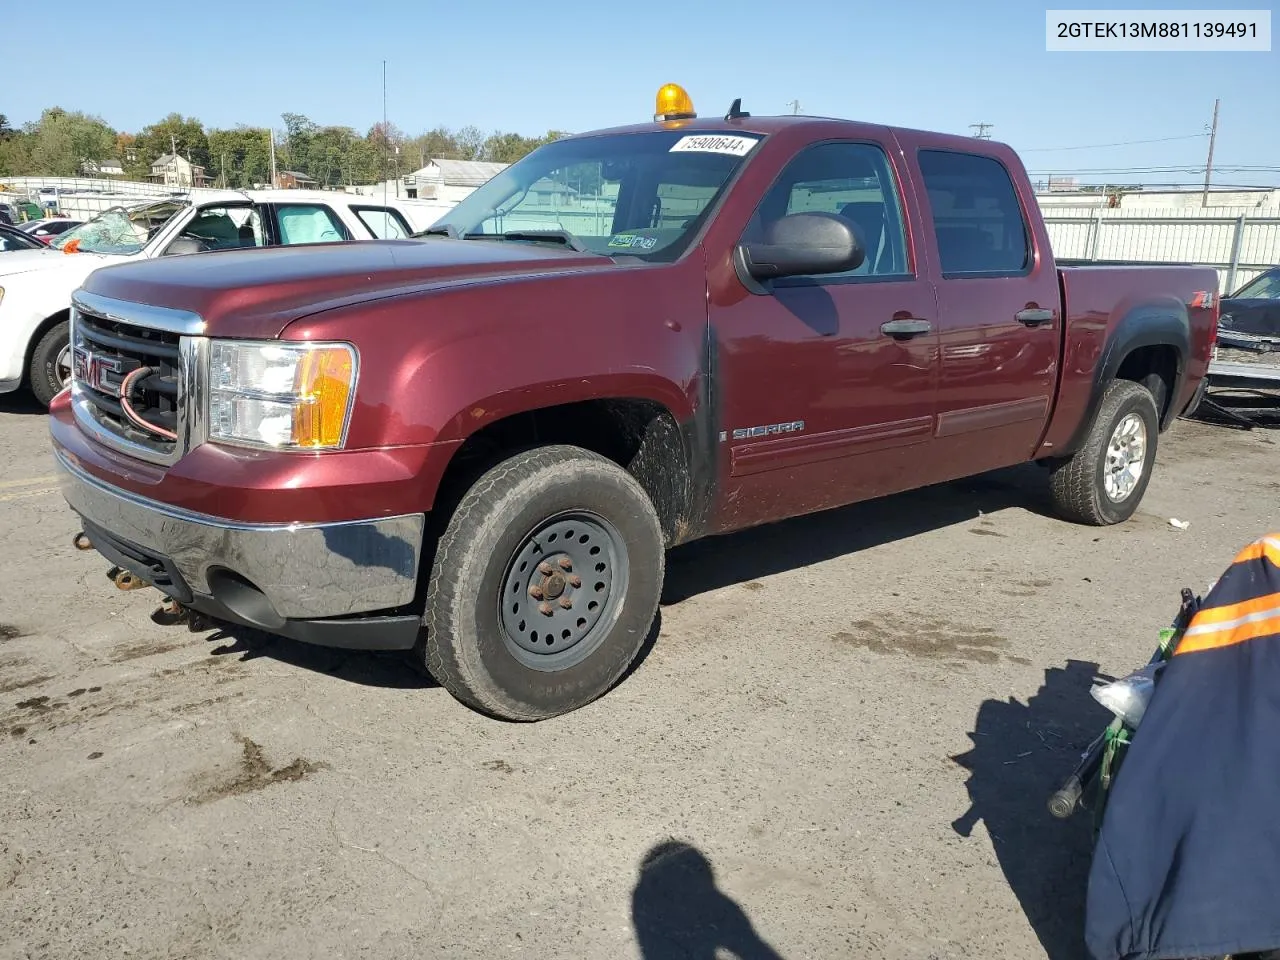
[
  {"left": 608, "top": 234, "right": 659, "bottom": 250},
  {"left": 669, "top": 134, "right": 760, "bottom": 157}
]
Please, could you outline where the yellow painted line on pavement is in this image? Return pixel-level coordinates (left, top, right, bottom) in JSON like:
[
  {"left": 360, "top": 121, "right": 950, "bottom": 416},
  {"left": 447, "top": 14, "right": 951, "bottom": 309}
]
[
  {"left": 0, "top": 474, "right": 59, "bottom": 491},
  {"left": 0, "top": 486, "right": 59, "bottom": 503}
]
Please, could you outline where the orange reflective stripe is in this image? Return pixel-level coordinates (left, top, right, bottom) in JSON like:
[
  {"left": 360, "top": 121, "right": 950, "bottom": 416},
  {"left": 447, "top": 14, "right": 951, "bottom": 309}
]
[
  {"left": 1189, "top": 591, "right": 1280, "bottom": 627},
  {"left": 1176, "top": 610, "right": 1280, "bottom": 656},
  {"left": 1232, "top": 536, "right": 1280, "bottom": 567}
]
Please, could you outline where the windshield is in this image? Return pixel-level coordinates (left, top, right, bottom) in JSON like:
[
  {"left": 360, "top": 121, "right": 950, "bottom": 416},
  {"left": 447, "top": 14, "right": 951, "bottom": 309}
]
[
  {"left": 52, "top": 200, "right": 186, "bottom": 255},
  {"left": 1231, "top": 270, "right": 1280, "bottom": 301},
  {"left": 427, "top": 130, "right": 765, "bottom": 260}
]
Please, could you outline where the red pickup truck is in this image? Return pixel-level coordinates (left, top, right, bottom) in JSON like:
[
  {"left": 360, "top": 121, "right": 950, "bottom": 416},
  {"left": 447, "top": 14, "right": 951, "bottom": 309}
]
[{"left": 50, "top": 86, "right": 1217, "bottom": 721}]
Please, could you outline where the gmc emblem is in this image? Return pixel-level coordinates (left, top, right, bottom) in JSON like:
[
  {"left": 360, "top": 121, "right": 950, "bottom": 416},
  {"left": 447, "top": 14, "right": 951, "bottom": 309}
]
[{"left": 72, "top": 347, "right": 124, "bottom": 394}]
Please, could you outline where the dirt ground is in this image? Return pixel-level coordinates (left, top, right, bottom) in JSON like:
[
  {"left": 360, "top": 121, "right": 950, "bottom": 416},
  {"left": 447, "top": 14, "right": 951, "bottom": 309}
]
[{"left": 1, "top": 391, "right": 1277, "bottom": 960}]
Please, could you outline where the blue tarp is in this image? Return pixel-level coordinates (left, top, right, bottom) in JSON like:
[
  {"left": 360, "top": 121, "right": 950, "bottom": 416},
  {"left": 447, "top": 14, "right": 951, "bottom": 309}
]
[{"left": 1085, "top": 533, "right": 1280, "bottom": 960}]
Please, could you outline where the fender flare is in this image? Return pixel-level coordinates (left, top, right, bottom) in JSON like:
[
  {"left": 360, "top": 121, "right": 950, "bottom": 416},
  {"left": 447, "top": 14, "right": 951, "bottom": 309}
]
[{"left": 1060, "top": 302, "right": 1190, "bottom": 456}]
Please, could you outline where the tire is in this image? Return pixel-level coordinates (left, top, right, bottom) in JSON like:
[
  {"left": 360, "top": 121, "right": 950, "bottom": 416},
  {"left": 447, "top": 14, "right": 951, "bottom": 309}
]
[
  {"left": 422, "top": 444, "right": 664, "bottom": 721},
  {"left": 28, "top": 320, "right": 71, "bottom": 409},
  {"left": 1048, "top": 379, "right": 1160, "bottom": 526}
]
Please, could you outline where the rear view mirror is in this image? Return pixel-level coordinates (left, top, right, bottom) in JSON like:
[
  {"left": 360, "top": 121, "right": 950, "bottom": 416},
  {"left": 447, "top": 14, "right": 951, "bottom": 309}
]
[
  {"left": 163, "top": 237, "right": 205, "bottom": 256},
  {"left": 736, "top": 212, "right": 865, "bottom": 284}
]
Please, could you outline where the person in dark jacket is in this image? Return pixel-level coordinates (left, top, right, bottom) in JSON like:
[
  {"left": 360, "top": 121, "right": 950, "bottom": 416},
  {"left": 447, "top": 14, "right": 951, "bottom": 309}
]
[{"left": 1085, "top": 533, "right": 1280, "bottom": 960}]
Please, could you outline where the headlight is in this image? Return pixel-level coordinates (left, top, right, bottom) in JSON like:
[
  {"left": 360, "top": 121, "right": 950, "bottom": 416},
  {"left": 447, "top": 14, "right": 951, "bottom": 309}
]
[{"left": 209, "top": 340, "right": 357, "bottom": 450}]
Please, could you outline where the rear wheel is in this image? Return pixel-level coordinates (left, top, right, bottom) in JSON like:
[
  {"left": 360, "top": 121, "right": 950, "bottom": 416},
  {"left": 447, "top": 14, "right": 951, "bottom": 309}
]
[
  {"left": 422, "top": 444, "right": 664, "bottom": 721},
  {"left": 28, "top": 320, "right": 71, "bottom": 409},
  {"left": 1048, "top": 379, "right": 1160, "bottom": 526}
]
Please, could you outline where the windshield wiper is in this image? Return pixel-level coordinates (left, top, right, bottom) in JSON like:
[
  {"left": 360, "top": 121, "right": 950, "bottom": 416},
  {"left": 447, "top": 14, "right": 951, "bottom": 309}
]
[
  {"left": 414, "top": 224, "right": 459, "bottom": 239},
  {"left": 463, "top": 229, "right": 591, "bottom": 254}
]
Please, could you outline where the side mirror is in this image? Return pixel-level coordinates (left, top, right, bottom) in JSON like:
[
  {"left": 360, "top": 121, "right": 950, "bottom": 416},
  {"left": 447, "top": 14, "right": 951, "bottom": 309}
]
[
  {"left": 163, "top": 237, "right": 206, "bottom": 256},
  {"left": 736, "top": 212, "right": 865, "bottom": 284}
]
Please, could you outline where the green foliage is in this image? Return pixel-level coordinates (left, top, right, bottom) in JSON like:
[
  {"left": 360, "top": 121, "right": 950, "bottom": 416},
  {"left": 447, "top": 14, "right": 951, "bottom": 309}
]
[{"left": 0, "top": 106, "right": 566, "bottom": 185}]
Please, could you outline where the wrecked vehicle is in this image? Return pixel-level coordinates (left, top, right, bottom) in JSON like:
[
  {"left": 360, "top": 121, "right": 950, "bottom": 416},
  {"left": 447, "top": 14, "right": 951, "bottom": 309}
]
[
  {"left": 50, "top": 85, "right": 1217, "bottom": 720},
  {"left": 1197, "top": 267, "right": 1280, "bottom": 411}
]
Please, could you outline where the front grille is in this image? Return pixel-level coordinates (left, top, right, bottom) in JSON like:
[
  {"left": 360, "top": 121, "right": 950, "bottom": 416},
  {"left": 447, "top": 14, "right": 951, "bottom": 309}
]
[
  {"left": 69, "top": 292, "right": 208, "bottom": 467},
  {"left": 74, "top": 308, "right": 180, "bottom": 449}
]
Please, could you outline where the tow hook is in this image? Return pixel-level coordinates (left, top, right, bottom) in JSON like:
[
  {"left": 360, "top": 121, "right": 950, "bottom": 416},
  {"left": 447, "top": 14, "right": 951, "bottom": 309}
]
[
  {"left": 149, "top": 597, "right": 212, "bottom": 633},
  {"left": 107, "top": 566, "right": 150, "bottom": 591},
  {"left": 72, "top": 531, "right": 93, "bottom": 551}
]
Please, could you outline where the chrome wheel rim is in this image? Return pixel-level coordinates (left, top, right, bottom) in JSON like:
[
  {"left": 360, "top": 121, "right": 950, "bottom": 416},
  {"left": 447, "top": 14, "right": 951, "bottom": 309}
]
[
  {"left": 1104, "top": 413, "right": 1147, "bottom": 502},
  {"left": 55, "top": 343, "right": 73, "bottom": 387}
]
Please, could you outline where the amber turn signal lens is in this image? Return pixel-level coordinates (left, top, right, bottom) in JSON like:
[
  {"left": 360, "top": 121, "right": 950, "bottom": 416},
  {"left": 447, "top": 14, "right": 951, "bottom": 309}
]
[
  {"left": 292, "top": 345, "right": 357, "bottom": 448},
  {"left": 654, "top": 83, "right": 696, "bottom": 122}
]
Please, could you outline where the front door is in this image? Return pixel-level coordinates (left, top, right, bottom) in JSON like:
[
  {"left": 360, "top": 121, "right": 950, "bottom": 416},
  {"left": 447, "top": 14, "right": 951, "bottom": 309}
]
[{"left": 709, "top": 139, "right": 940, "bottom": 533}]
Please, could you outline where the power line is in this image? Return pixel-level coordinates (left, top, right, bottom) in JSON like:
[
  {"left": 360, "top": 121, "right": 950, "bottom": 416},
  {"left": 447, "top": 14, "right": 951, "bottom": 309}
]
[{"left": 1019, "top": 133, "right": 1208, "bottom": 152}]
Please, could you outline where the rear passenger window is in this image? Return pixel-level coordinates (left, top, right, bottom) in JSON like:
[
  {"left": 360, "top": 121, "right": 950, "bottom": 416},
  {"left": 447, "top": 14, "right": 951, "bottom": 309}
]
[
  {"left": 355, "top": 206, "right": 412, "bottom": 239},
  {"left": 918, "top": 150, "right": 1030, "bottom": 277},
  {"left": 742, "top": 141, "right": 910, "bottom": 281},
  {"left": 276, "top": 205, "right": 348, "bottom": 245}
]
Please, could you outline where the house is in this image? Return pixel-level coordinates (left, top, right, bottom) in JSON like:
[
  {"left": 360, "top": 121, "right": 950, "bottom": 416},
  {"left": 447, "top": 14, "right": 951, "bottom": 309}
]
[
  {"left": 80, "top": 159, "right": 125, "bottom": 177},
  {"left": 403, "top": 158, "right": 509, "bottom": 203},
  {"left": 275, "top": 170, "right": 319, "bottom": 190},
  {"left": 148, "top": 153, "right": 211, "bottom": 188}
]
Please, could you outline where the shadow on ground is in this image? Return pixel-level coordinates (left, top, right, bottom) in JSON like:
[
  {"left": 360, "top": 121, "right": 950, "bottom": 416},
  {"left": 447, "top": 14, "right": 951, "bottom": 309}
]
[
  {"left": 663, "top": 464, "right": 1052, "bottom": 604},
  {"left": 0, "top": 392, "right": 43, "bottom": 415},
  {"left": 951, "top": 659, "right": 1114, "bottom": 960},
  {"left": 631, "top": 840, "right": 786, "bottom": 960}
]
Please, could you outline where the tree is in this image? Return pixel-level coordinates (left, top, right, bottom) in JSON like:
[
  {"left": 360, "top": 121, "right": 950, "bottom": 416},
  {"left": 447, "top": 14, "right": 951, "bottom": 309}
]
[
  {"left": 0, "top": 114, "right": 12, "bottom": 139},
  {"left": 454, "top": 125, "right": 486, "bottom": 161},
  {"left": 15, "top": 107, "right": 118, "bottom": 177},
  {"left": 132, "top": 113, "right": 208, "bottom": 178},
  {"left": 208, "top": 126, "right": 272, "bottom": 188},
  {"left": 406, "top": 126, "right": 463, "bottom": 167}
]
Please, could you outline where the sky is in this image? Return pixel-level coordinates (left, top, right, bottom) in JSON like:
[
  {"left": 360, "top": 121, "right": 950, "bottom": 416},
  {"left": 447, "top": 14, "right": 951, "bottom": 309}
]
[{"left": 9, "top": 0, "right": 1279, "bottom": 187}]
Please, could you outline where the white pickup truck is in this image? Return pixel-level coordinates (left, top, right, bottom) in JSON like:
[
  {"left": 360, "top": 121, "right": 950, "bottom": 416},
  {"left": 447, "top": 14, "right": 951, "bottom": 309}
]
[{"left": 0, "top": 189, "right": 441, "bottom": 407}]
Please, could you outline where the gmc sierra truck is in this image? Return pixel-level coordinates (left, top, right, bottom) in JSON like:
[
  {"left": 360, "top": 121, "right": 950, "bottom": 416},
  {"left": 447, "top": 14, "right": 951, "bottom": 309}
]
[{"left": 49, "top": 86, "right": 1217, "bottom": 721}]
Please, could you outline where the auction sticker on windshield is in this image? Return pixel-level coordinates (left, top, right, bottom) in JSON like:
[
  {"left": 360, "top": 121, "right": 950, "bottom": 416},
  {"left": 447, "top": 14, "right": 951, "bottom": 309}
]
[{"left": 669, "top": 135, "right": 761, "bottom": 156}]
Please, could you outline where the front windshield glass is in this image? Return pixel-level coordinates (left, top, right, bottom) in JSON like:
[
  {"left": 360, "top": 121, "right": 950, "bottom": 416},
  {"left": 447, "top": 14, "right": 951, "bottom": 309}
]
[
  {"left": 427, "top": 130, "right": 766, "bottom": 260},
  {"left": 52, "top": 200, "right": 186, "bottom": 255},
  {"left": 1231, "top": 270, "right": 1280, "bottom": 301}
]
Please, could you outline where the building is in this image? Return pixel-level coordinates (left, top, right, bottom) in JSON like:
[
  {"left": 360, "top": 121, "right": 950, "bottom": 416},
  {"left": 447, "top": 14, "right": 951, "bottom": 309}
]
[
  {"left": 405, "top": 158, "right": 509, "bottom": 203},
  {"left": 80, "top": 159, "right": 125, "bottom": 178},
  {"left": 274, "top": 170, "right": 319, "bottom": 190},
  {"left": 148, "top": 153, "right": 211, "bottom": 189}
]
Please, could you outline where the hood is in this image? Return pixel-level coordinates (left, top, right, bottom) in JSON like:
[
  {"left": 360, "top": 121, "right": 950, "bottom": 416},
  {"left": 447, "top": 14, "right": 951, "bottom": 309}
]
[
  {"left": 0, "top": 247, "right": 116, "bottom": 279},
  {"left": 79, "top": 238, "right": 616, "bottom": 339},
  {"left": 1219, "top": 297, "right": 1280, "bottom": 338}
]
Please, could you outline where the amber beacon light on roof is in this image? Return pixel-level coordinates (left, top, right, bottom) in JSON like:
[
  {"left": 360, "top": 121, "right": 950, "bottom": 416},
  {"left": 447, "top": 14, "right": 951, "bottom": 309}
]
[{"left": 654, "top": 83, "right": 697, "bottom": 121}]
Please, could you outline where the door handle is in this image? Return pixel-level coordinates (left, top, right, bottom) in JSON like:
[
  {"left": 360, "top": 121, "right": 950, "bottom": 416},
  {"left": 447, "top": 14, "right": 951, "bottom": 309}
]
[
  {"left": 1015, "top": 308, "right": 1055, "bottom": 326},
  {"left": 880, "top": 318, "right": 932, "bottom": 338}
]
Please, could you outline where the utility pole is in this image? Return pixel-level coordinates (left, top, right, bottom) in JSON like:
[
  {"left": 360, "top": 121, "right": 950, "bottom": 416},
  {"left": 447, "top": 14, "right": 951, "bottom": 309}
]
[
  {"left": 382, "top": 59, "right": 389, "bottom": 204},
  {"left": 969, "top": 122, "right": 993, "bottom": 139},
  {"left": 786, "top": 99, "right": 801, "bottom": 115},
  {"left": 1201, "top": 97, "right": 1219, "bottom": 208}
]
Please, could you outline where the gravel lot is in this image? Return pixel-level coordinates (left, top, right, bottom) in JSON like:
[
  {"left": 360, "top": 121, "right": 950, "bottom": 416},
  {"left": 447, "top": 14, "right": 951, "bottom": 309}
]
[{"left": 1, "top": 392, "right": 1277, "bottom": 960}]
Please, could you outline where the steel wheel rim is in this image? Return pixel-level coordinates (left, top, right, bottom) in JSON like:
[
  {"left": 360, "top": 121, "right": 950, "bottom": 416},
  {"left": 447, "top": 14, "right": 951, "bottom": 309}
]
[
  {"left": 1104, "top": 412, "right": 1147, "bottom": 502},
  {"left": 497, "top": 510, "right": 629, "bottom": 673},
  {"left": 55, "top": 343, "right": 73, "bottom": 387}
]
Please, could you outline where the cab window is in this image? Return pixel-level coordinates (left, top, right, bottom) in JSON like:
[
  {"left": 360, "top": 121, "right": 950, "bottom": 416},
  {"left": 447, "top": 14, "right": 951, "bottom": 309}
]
[
  {"left": 743, "top": 141, "right": 911, "bottom": 281},
  {"left": 276, "top": 204, "right": 348, "bottom": 245},
  {"left": 918, "top": 149, "right": 1031, "bottom": 277},
  {"left": 354, "top": 206, "right": 412, "bottom": 239},
  {"left": 175, "top": 205, "right": 265, "bottom": 251}
]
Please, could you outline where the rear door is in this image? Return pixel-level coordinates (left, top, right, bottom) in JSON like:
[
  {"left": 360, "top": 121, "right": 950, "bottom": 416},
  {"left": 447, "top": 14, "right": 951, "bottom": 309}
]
[
  {"left": 906, "top": 145, "right": 1061, "bottom": 478},
  {"left": 263, "top": 202, "right": 354, "bottom": 245}
]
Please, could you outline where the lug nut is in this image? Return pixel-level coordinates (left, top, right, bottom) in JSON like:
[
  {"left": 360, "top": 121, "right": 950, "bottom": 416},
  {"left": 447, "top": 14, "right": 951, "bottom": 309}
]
[
  {"left": 528, "top": 584, "right": 544, "bottom": 600},
  {"left": 538, "top": 562, "right": 554, "bottom": 576},
  {"left": 568, "top": 575, "right": 582, "bottom": 588},
  {"left": 559, "top": 597, "right": 573, "bottom": 610},
  {"left": 538, "top": 602, "right": 554, "bottom": 616},
  {"left": 557, "top": 557, "right": 573, "bottom": 571}
]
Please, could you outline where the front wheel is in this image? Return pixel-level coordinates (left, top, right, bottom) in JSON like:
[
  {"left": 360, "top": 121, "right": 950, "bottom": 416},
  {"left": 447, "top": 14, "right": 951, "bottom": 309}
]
[
  {"left": 1048, "top": 380, "right": 1160, "bottom": 526},
  {"left": 422, "top": 444, "right": 665, "bottom": 721},
  {"left": 28, "top": 320, "right": 72, "bottom": 409}
]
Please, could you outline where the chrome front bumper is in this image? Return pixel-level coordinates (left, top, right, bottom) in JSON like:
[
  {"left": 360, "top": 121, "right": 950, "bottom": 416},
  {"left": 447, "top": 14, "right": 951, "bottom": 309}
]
[{"left": 54, "top": 449, "right": 425, "bottom": 620}]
